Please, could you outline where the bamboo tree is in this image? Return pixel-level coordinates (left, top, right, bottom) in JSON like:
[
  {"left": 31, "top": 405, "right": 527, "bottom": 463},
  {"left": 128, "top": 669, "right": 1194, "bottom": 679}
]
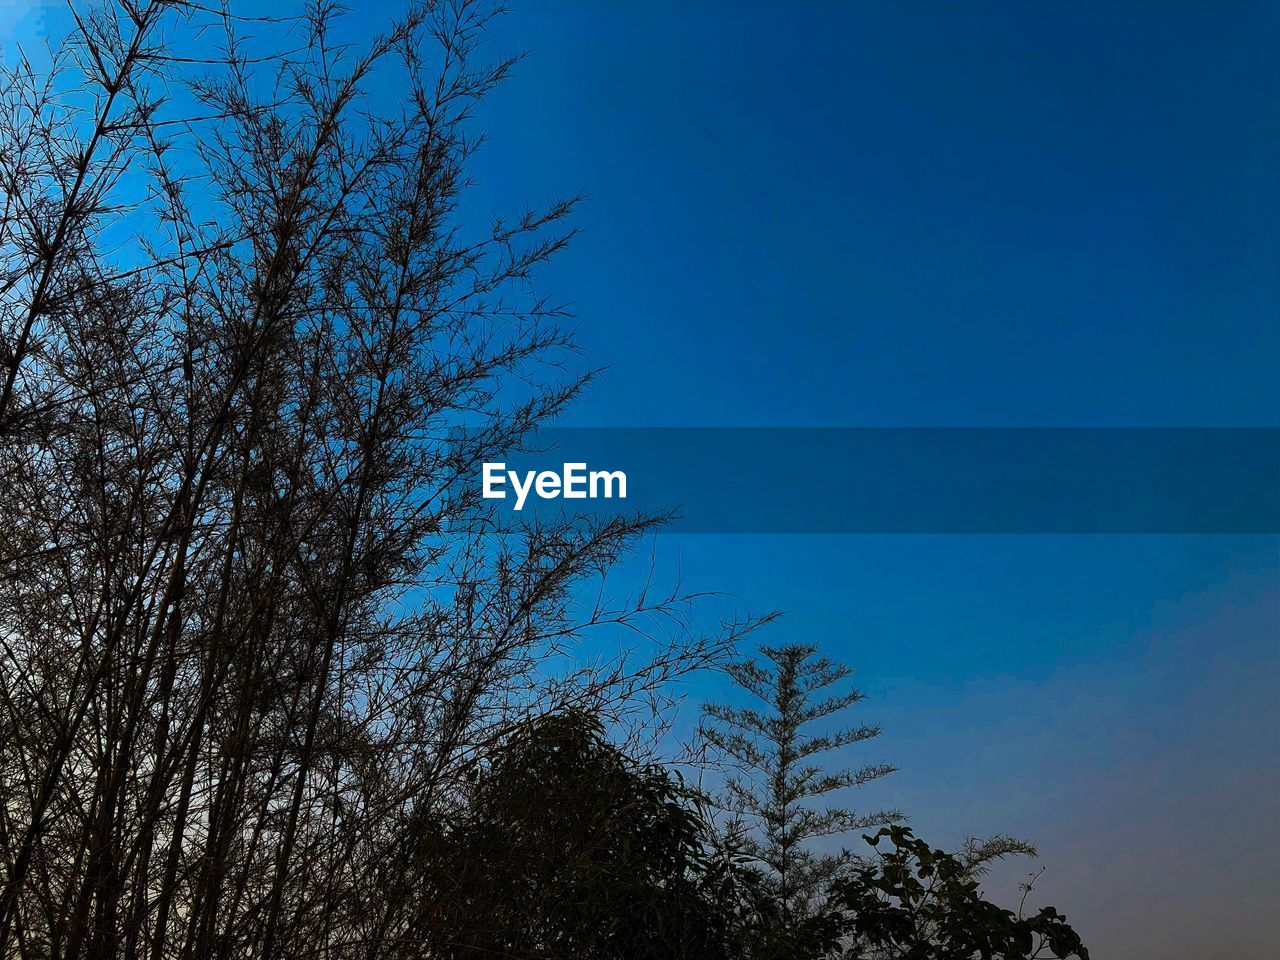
[{"left": 0, "top": 3, "right": 754, "bottom": 957}]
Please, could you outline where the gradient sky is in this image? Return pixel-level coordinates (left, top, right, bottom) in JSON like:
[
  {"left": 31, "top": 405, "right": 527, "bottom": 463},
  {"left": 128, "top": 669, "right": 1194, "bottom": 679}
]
[
  {"left": 470, "top": 5, "right": 1280, "bottom": 957},
  {"left": 6, "top": 2, "right": 1278, "bottom": 957}
]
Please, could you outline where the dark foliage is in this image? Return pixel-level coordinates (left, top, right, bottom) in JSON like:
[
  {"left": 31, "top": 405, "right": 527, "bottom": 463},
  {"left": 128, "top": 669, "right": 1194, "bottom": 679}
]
[
  {"left": 833, "top": 826, "right": 1091, "bottom": 960},
  {"left": 419, "top": 710, "right": 747, "bottom": 959}
]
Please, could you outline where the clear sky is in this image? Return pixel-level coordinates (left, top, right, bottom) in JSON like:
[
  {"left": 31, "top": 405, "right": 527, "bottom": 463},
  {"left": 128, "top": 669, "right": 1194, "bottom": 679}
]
[
  {"left": 464, "top": 4, "right": 1279, "bottom": 957},
  {"left": 7, "top": 1, "right": 1278, "bottom": 957}
]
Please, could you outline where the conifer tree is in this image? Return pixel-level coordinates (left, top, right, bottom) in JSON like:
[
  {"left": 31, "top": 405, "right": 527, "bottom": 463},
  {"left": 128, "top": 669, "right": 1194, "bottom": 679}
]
[{"left": 701, "top": 643, "right": 900, "bottom": 921}]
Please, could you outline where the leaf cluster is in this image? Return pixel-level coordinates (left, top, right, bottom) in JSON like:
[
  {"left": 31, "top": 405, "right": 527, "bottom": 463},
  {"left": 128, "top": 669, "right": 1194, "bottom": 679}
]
[{"left": 832, "top": 826, "right": 1090, "bottom": 960}]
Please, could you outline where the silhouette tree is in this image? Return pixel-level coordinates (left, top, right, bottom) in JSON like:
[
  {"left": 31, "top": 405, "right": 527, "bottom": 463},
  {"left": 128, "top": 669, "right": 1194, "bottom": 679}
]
[
  {"left": 701, "top": 643, "right": 901, "bottom": 922},
  {"left": 0, "top": 3, "right": 753, "bottom": 958},
  {"left": 418, "top": 710, "right": 749, "bottom": 959},
  {"left": 833, "top": 826, "right": 1091, "bottom": 960}
]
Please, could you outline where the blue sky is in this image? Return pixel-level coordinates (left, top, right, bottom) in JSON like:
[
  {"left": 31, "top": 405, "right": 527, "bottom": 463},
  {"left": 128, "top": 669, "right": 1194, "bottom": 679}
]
[
  {"left": 460, "top": 4, "right": 1279, "bottom": 956},
  {"left": 468, "top": 1, "right": 1278, "bottom": 429},
  {"left": 6, "top": 1, "right": 1277, "bottom": 956}
]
